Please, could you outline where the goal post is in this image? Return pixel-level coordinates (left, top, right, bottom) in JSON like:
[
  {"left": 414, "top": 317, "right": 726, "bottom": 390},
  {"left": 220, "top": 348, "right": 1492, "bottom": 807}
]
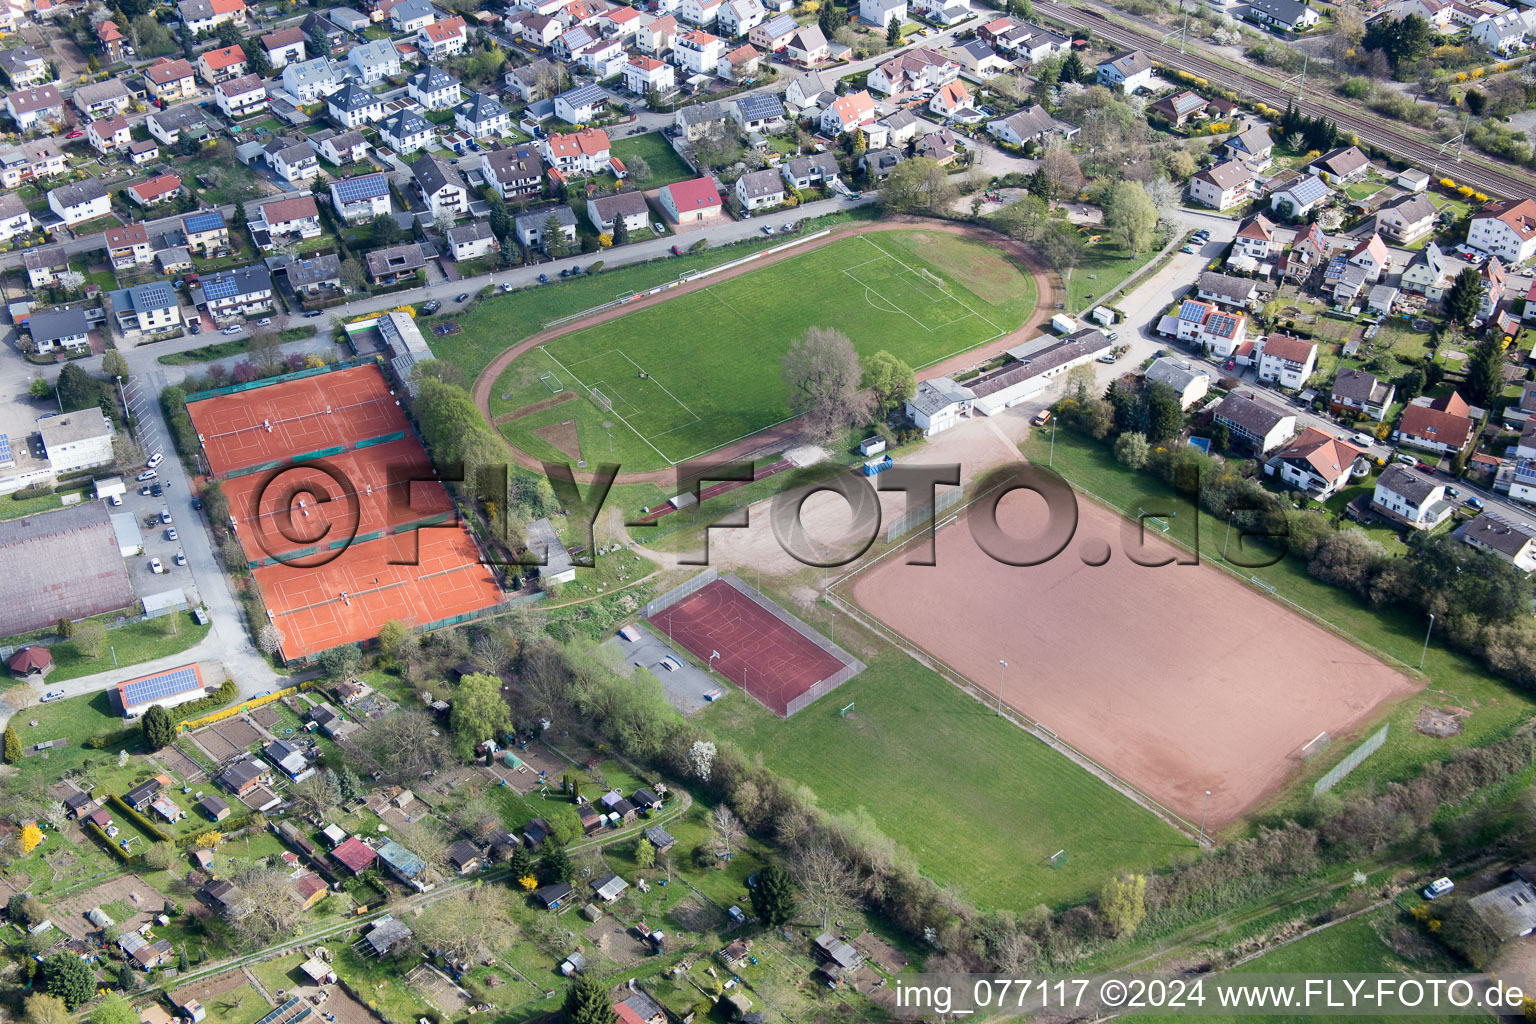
[
  {"left": 1300, "top": 731, "right": 1332, "bottom": 761},
  {"left": 589, "top": 387, "right": 612, "bottom": 412},
  {"left": 538, "top": 371, "right": 563, "bottom": 394},
  {"left": 840, "top": 701, "right": 855, "bottom": 718},
  {"left": 1049, "top": 850, "right": 1067, "bottom": 870},
  {"left": 918, "top": 267, "right": 947, "bottom": 290}
]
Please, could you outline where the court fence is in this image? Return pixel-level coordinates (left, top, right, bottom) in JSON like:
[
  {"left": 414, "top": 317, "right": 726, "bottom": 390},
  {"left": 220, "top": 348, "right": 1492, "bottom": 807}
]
[
  {"left": 719, "top": 573, "right": 865, "bottom": 718},
  {"left": 885, "top": 483, "right": 963, "bottom": 543},
  {"left": 642, "top": 568, "right": 720, "bottom": 619},
  {"left": 185, "top": 355, "right": 383, "bottom": 404},
  {"left": 1313, "top": 724, "right": 1389, "bottom": 798}
]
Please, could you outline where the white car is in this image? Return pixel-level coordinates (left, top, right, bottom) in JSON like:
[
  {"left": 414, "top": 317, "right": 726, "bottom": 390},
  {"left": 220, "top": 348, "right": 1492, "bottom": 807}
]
[
  {"left": 166, "top": 527, "right": 178, "bottom": 541},
  {"left": 108, "top": 494, "right": 123, "bottom": 506},
  {"left": 174, "top": 552, "right": 187, "bottom": 566},
  {"left": 160, "top": 510, "right": 173, "bottom": 524},
  {"left": 221, "top": 326, "right": 241, "bottom": 335},
  {"left": 146, "top": 452, "right": 163, "bottom": 469},
  {"left": 149, "top": 557, "right": 164, "bottom": 574},
  {"left": 41, "top": 689, "right": 66, "bottom": 703},
  {"left": 257, "top": 318, "right": 271, "bottom": 326},
  {"left": 137, "top": 469, "right": 158, "bottom": 481},
  {"left": 1351, "top": 432, "right": 1374, "bottom": 448}
]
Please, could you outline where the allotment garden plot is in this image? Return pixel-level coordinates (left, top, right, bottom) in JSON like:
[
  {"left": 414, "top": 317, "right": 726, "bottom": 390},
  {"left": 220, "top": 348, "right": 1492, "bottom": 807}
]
[{"left": 492, "top": 232, "right": 1034, "bottom": 471}]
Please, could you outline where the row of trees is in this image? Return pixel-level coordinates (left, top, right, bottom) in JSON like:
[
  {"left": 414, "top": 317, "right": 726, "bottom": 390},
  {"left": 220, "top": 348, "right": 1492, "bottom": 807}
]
[{"left": 780, "top": 327, "right": 914, "bottom": 443}]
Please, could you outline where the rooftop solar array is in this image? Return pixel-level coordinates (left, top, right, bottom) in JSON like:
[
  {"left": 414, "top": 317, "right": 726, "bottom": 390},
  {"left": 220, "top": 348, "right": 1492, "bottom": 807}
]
[
  {"left": 200, "top": 273, "right": 239, "bottom": 301},
  {"left": 119, "top": 663, "right": 202, "bottom": 708},
  {"left": 183, "top": 210, "right": 225, "bottom": 233},
  {"left": 0, "top": 434, "right": 14, "bottom": 464},
  {"left": 331, "top": 173, "right": 389, "bottom": 203}
]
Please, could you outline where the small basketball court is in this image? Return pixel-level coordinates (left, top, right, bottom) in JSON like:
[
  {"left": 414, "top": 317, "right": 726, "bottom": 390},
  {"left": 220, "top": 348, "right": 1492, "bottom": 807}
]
[{"left": 645, "top": 573, "right": 862, "bottom": 717}]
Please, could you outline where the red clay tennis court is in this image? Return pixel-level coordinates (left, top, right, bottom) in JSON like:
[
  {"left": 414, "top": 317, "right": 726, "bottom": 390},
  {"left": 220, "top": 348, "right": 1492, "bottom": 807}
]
[
  {"left": 220, "top": 439, "right": 454, "bottom": 563},
  {"left": 187, "top": 364, "right": 412, "bottom": 474},
  {"left": 255, "top": 527, "right": 502, "bottom": 660},
  {"left": 647, "top": 578, "right": 848, "bottom": 716}
]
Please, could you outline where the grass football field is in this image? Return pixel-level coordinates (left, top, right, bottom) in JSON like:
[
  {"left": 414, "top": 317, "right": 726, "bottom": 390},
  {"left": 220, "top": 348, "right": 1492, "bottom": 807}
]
[
  {"left": 491, "top": 230, "right": 1037, "bottom": 471},
  {"left": 702, "top": 648, "right": 1187, "bottom": 910}
]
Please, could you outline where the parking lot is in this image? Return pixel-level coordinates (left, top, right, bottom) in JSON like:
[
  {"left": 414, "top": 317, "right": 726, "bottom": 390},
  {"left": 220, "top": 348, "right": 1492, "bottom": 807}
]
[{"left": 121, "top": 465, "right": 199, "bottom": 602}]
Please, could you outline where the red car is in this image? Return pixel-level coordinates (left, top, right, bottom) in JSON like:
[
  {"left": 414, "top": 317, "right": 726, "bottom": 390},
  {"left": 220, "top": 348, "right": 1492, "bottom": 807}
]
[
  {"left": 65, "top": 130, "right": 83, "bottom": 139},
  {"left": 670, "top": 244, "right": 682, "bottom": 256}
]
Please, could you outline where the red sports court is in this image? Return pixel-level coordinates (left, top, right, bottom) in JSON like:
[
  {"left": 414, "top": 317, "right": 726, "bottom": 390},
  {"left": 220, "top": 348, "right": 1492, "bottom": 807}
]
[
  {"left": 220, "top": 439, "right": 454, "bottom": 563},
  {"left": 253, "top": 527, "right": 503, "bottom": 660},
  {"left": 187, "top": 363, "right": 412, "bottom": 475},
  {"left": 646, "top": 578, "right": 848, "bottom": 716},
  {"left": 187, "top": 361, "right": 504, "bottom": 661}
]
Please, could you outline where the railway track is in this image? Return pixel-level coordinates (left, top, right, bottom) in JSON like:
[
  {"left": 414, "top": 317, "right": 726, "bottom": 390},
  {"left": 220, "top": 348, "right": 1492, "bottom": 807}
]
[{"left": 1037, "top": 0, "right": 1536, "bottom": 202}]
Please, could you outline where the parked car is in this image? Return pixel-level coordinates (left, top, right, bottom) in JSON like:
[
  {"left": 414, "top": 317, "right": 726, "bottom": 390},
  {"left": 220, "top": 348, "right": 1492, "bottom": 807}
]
[
  {"left": 191, "top": 498, "right": 202, "bottom": 511},
  {"left": 146, "top": 452, "right": 163, "bottom": 469},
  {"left": 1032, "top": 410, "right": 1052, "bottom": 426},
  {"left": 670, "top": 244, "right": 683, "bottom": 256},
  {"left": 139, "top": 485, "right": 152, "bottom": 497},
  {"left": 762, "top": 224, "right": 775, "bottom": 235},
  {"left": 1423, "top": 877, "right": 1454, "bottom": 900},
  {"left": 422, "top": 299, "right": 441, "bottom": 314},
  {"left": 1181, "top": 244, "right": 1197, "bottom": 254},
  {"left": 571, "top": 266, "right": 581, "bottom": 275},
  {"left": 149, "top": 557, "right": 164, "bottom": 574},
  {"left": 65, "top": 130, "right": 82, "bottom": 139},
  {"left": 166, "top": 527, "right": 178, "bottom": 541},
  {"left": 137, "top": 469, "right": 157, "bottom": 481},
  {"left": 174, "top": 552, "right": 187, "bottom": 566},
  {"left": 189, "top": 320, "right": 201, "bottom": 334},
  {"left": 538, "top": 273, "right": 549, "bottom": 283},
  {"left": 304, "top": 310, "right": 323, "bottom": 318},
  {"left": 150, "top": 483, "right": 163, "bottom": 497},
  {"left": 1467, "top": 496, "right": 1485, "bottom": 511},
  {"left": 221, "top": 326, "right": 241, "bottom": 335},
  {"left": 501, "top": 282, "right": 514, "bottom": 293},
  {"left": 41, "top": 689, "right": 66, "bottom": 703},
  {"left": 1396, "top": 453, "right": 1418, "bottom": 467},
  {"left": 1446, "top": 487, "right": 1461, "bottom": 499},
  {"left": 256, "top": 318, "right": 271, "bottom": 326},
  {"left": 160, "top": 510, "right": 173, "bottom": 524},
  {"left": 1350, "top": 432, "right": 1374, "bottom": 447},
  {"left": 455, "top": 292, "right": 469, "bottom": 302},
  {"left": 108, "top": 494, "right": 123, "bottom": 506}
]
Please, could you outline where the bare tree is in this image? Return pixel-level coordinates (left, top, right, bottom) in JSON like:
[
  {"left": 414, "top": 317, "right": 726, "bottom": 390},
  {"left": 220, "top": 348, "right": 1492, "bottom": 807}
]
[
  {"left": 517, "top": 641, "right": 570, "bottom": 722},
  {"left": 781, "top": 327, "right": 873, "bottom": 444},
  {"left": 413, "top": 886, "right": 511, "bottom": 963},
  {"left": 471, "top": 630, "right": 512, "bottom": 677},
  {"left": 289, "top": 770, "right": 341, "bottom": 819},
  {"left": 1038, "top": 144, "right": 1084, "bottom": 199},
  {"left": 349, "top": 710, "right": 451, "bottom": 785},
  {"left": 397, "top": 820, "right": 449, "bottom": 877},
  {"left": 790, "top": 841, "right": 861, "bottom": 930},
  {"left": 248, "top": 328, "right": 282, "bottom": 376},
  {"left": 712, "top": 804, "right": 743, "bottom": 858},
  {"left": 231, "top": 868, "right": 304, "bottom": 947}
]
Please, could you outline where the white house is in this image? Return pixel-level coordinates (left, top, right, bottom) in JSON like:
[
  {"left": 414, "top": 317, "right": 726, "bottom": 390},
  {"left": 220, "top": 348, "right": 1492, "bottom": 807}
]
[
  {"left": 253, "top": 195, "right": 323, "bottom": 243},
  {"left": 1188, "top": 160, "right": 1252, "bottom": 210},
  {"left": 820, "top": 89, "right": 875, "bottom": 134},
  {"left": 542, "top": 128, "right": 611, "bottom": 175},
  {"left": 586, "top": 190, "right": 650, "bottom": 235},
  {"left": 1377, "top": 193, "right": 1437, "bottom": 245},
  {"left": 1347, "top": 233, "right": 1393, "bottom": 283},
  {"left": 329, "top": 173, "right": 392, "bottom": 223},
  {"left": 445, "top": 220, "right": 497, "bottom": 261},
  {"left": 719, "top": 0, "right": 765, "bottom": 36},
  {"left": 1270, "top": 174, "right": 1332, "bottom": 219},
  {"left": 282, "top": 58, "right": 346, "bottom": 102},
  {"left": 734, "top": 167, "right": 785, "bottom": 210},
  {"left": 260, "top": 27, "right": 306, "bottom": 68},
  {"left": 675, "top": 28, "right": 727, "bottom": 73},
  {"left": 37, "top": 412, "right": 113, "bottom": 473},
  {"left": 418, "top": 15, "right": 468, "bottom": 59},
  {"left": 1232, "top": 214, "right": 1276, "bottom": 261},
  {"left": 1211, "top": 392, "right": 1295, "bottom": 453},
  {"left": 4, "top": 84, "right": 63, "bottom": 130},
  {"left": 1456, "top": 514, "right": 1536, "bottom": 573},
  {"left": 1245, "top": 0, "right": 1320, "bottom": 31},
  {"left": 906, "top": 377, "right": 975, "bottom": 436},
  {"left": 859, "top": 0, "right": 905, "bottom": 27},
  {"left": 1373, "top": 465, "right": 1450, "bottom": 528},
  {"left": 198, "top": 264, "right": 273, "bottom": 320},
  {"left": 412, "top": 154, "right": 469, "bottom": 220},
  {"left": 1330, "top": 368, "right": 1395, "bottom": 421},
  {"left": 623, "top": 55, "right": 676, "bottom": 94},
  {"left": 1096, "top": 50, "right": 1152, "bottom": 92},
  {"left": 1468, "top": 198, "right": 1536, "bottom": 264},
  {"left": 1143, "top": 358, "right": 1210, "bottom": 410},
  {"left": 48, "top": 180, "right": 110, "bottom": 226},
  {"left": 349, "top": 39, "right": 402, "bottom": 83},
  {"left": 408, "top": 66, "right": 462, "bottom": 110},
  {"left": 514, "top": 204, "right": 578, "bottom": 249},
  {"left": 679, "top": 0, "right": 722, "bottom": 26},
  {"left": 456, "top": 91, "right": 511, "bottom": 137},
  {"left": 215, "top": 75, "right": 267, "bottom": 118},
  {"left": 380, "top": 109, "right": 433, "bottom": 154},
  {"left": 1271, "top": 427, "right": 1361, "bottom": 499},
  {"left": 0, "top": 193, "right": 31, "bottom": 242},
  {"left": 554, "top": 83, "right": 607, "bottom": 124}
]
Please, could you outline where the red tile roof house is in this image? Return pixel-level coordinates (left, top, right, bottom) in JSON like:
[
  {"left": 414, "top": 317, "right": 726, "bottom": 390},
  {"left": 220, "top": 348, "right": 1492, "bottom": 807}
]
[
  {"left": 128, "top": 173, "right": 184, "bottom": 207},
  {"left": 1396, "top": 392, "right": 1475, "bottom": 455},
  {"left": 659, "top": 176, "right": 722, "bottom": 225},
  {"left": 196, "top": 44, "right": 247, "bottom": 84},
  {"left": 1268, "top": 426, "right": 1363, "bottom": 499},
  {"left": 332, "top": 836, "right": 378, "bottom": 874}
]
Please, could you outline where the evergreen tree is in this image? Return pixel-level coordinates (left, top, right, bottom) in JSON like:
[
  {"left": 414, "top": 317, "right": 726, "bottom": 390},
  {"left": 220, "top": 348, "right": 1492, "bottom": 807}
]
[
  {"left": 750, "top": 863, "right": 795, "bottom": 926},
  {"left": 142, "top": 705, "right": 175, "bottom": 750},
  {"left": 540, "top": 844, "right": 574, "bottom": 884},
  {"left": 3, "top": 725, "right": 20, "bottom": 765},
  {"left": 1443, "top": 267, "right": 1483, "bottom": 325},
  {"left": 561, "top": 974, "right": 615, "bottom": 1024},
  {"left": 1465, "top": 336, "right": 1505, "bottom": 407},
  {"left": 885, "top": 16, "right": 899, "bottom": 43},
  {"left": 1027, "top": 167, "right": 1053, "bottom": 201},
  {"left": 612, "top": 216, "right": 629, "bottom": 246},
  {"left": 42, "top": 953, "right": 95, "bottom": 1009},
  {"left": 507, "top": 846, "right": 534, "bottom": 883},
  {"left": 1060, "top": 51, "right": 1085, "bottom": 84}
]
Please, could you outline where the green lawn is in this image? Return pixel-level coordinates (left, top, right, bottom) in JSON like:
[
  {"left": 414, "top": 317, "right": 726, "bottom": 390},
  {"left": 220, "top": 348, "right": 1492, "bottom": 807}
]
[
  {"left": 492, "top": 230, "right": 1038, "bottom": 471},
  {"left": 703, "top": 649, "right": 1187, "bottom": 910},
  {"left": 609, "top": 132, "right": 694, "bottom": 188},
  {"left": 0, "top": 485, "right": 93, "bottom": 521},
  {"left": 1020, "top": 428, "right": 1536, "bottom": 814},
  {"left": 1066, "top": 235, "right": 1164, "bottom": 313},
  {"left": 158, "top": 338, "right": 251, "bottom": 364}
]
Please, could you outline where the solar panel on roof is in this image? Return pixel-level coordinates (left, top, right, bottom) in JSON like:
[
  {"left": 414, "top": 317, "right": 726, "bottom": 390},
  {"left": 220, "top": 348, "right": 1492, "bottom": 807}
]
[
  {"left": 184, "top": 211, "right": 224, "bottom": 233},
  {"left": 332, "top": 174, "right": 388, "bottom": 203},
  {"left": 0, "top": 435, "right": 13, "bottom": 463},
  {"left": 120, "top": 665, "right": 201, "bottom": 707},
  {"left": 201, "top": 274, "right": 239, "bottom": 300}
]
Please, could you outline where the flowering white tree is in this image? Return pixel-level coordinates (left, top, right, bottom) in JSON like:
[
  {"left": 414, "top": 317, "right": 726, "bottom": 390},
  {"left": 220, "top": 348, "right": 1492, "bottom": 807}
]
[
  {"left": 688, "top": 740, "right": 717, "bottom": 782},
  {"left": 257, "top": 624, "right": 285, "bottom": 656}
]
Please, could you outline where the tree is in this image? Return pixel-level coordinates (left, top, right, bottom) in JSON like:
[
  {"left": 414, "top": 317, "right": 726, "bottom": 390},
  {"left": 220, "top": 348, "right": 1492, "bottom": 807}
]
[
  {"left": 626, "top": 154, "right": 653, "bottom": 185},
  {"left": 781, "top": 326, "right": 873, "bottom": 443},
  {"left": 29, "top": 376, "right": 51, "bottom": 400},
  {"left": 1100, "top": 873, "right": 1147, "bottom": 939},
  {"left": 1113, "top": 431, "right": 1149, "bottom": 469},
  {"left": 791, "top": 841, "right": 859, "bottom": 930},
  {"left": 377, "top": 620, "right": 411, "bottom": 662},
  {"left": 635, "top": 836, "right": 656, "bottom": 869},
  {"left": 1210, "top": 421, "right": 1231, "bottom": 453},
  {"left": 1443, "top": 267, "right": 1484, "bottom": 326},
  {"left": 507, "top": 845, "right": 534, "bottom": 884},
  {"left": 42, "top": 953, "right": 94, "bottom": 1009},
  {"left": 545, "top": 802, "right": 583, "bottom": 846},
  {"left": 750, "top": 863, "right": 795, "bottom": 926},
  {"left": 101, "top": 350, "right": 129, "bottom": 379},
  {"left": 92, "top": 998, "right": 136, "bottom": 1024},
  {"left": 561, "top": 974, "right": 616, "bottom": 1024},
  {"left": 72, "top": 619, "right": 108, "bottom": 660},
  {"left": 885, "top": 16, "right": 899, "bottom": 43},
  {"left": 1144, "top": 381, "right": 1185, "bottom": 442},
  {"left": 143, "top": 841, "right": 179, "bottom": 871},
  {"left": 4, "top": 725, "right": 20, "bottom": 764},
  {"left": 995, "top": 193, "right": 1048, "bottom": 242},
  {"left": 541, "top": 843, "right": 575, "bottom": 885},
  {"left": 349, "top": 709, "right": 451, "bottom": 785},
  {"left": 257, "top": 623, "right": 285, "bottom": 657},
  {"left": 1039, "top": 220, "right": 1086, "bottom": 284},
  {"left": 1060, "top": 50, "right": 1086, "bottom": 83},
  {"left": 1465, "top": 335, "right": 1506, "bottom": 407},
  {"left": 713, "top": 804, "right": 743, "bottom": 858},
  {"left": 861, "top": 350, "right": 915, "bottom": 415},
  {"left": 335, "top": 766, "right": 363, "bottom": 805},
  {"left": 56, "top": 364, "right": 100, "bottom": 413},
  {"left": 1039, "top": 144, "right": 1084, "bottom": 199},
  {"left": 230, "top": 867, "right": 304, "bottom": 947},
  {"left": 370, "top": 213, "right": 403, "bottom": 248},
  {"left": 450, "top": 672, "right": 512, "bottom": 757},
  {"left": 543, "top": 214, "right": 572, "bottom": 258},
  {"left": 248, "top": 329, "right": 282, "bottom": 376},
  {"left": 414, "top": 887, "right": 512, "bottom": 964},
  {"left": 472, "top": 631, "right": 513, "bottom": 677},
  {"left": 612, "top": 217, "right": 631, "bottom": 247},
  {"left": 20, "top": 823, "right": 43, "bottom": 853},
  {"left": 25, "top": 994, "right": 70, "bottom": 1024},
  {"left": 880, "top": 157, "right": 954, "bottom": 214},
  {"left": 1103, "top": 180, "right": 1159, "bottom": 255},
  {"left": 142, "top": 705, "right": 175, "bottom": 749},
  {"left": 318, "top": 643, "right": 361, "bottom": 680},
  {"left": 290, "top": 769, "right": 342, "bottom": 818}
]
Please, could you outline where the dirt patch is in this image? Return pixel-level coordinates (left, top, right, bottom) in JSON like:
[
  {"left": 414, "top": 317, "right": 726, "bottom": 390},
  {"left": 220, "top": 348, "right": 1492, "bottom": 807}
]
[
  {"left": 51, "top": 873, "right": 167, "bottom": 940},
  {"left": 405, "top": 963, "right": 472, "bottom": 1015},
  {"left": 1414, "top": 705, "right": 1467, "bottom": 738},
  {"left": 584, "top": 919, "right": 649, "bottom": 965},
  {"left": 217, "top": 717, "right": 263, "bottom": 750},
  {"left": 171, "top": 970, "right": 262, "bottom": 1008},
  {"left": 155, "top": 745, "right": 208, "bottom": 782},
  {"left": 493, "top": 391, "right": 575, "bottom": 426},
  {"left": 319, "top": 986, "right": 377, "bottom": 1024},
  {"left": 668, "top": 895, "right": 724, "bottom": 934},
  {"left": 848, "top": 497, "right": 1421, "bottom": 829},
  {"left": 532, "top": 419, "right": 582, "bottom": 463},
  {"left": 190, "top": 727, "right": 239, "bottom": 763},
  {"left": 853, "top": 932, "right": 909, "bottom": 974},
  {"left": 252, "top": 707, "right": 282, "bottom": 731}
]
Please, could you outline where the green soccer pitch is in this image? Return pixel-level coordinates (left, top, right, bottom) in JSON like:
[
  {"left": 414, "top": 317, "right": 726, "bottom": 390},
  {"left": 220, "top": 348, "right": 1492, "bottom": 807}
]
[{"left": 489, "top": 230, "right": 1039, "bottom": 472}]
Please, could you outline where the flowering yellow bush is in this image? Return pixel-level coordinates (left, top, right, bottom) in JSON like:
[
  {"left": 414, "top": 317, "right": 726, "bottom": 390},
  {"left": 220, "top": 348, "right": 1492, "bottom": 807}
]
[
  {"left": 196, "top": 831, "right": 223, "bottom": 848},
  {"left": 20, "top": 823, "right": 42, "bottom": 853},
  {"left": 597, "top": 233, "right": 612, "bottom": 248},
  {"left": 1458, "top": 185, "right": 1475, "bottom": 198},
  {"left": 1475, "top": 192, "right": 1489, "bottom": 202},
  {"left": 1455, "top": 71, "right": 1467, "bottom": 82},
  {"left": 518, "top": 875, "right": 537, "bottom": 891},
  {"left": 1471, "top": 68, "right": 1484, "bottom": 78},
  {"left": 1440, "top": 177, "right": 1456, "bottom": 188}
]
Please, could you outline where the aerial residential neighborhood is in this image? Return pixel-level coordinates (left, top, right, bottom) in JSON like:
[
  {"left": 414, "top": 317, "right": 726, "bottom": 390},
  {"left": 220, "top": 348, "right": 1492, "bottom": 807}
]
[{"left": 3, "top": 0, "right": 1536, "bottom": 1016}]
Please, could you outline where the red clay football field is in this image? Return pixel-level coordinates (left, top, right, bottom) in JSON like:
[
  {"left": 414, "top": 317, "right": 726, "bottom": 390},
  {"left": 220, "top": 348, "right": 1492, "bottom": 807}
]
[{"left": 847, "top": 493, "right": 1420, "bottom": 828}]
